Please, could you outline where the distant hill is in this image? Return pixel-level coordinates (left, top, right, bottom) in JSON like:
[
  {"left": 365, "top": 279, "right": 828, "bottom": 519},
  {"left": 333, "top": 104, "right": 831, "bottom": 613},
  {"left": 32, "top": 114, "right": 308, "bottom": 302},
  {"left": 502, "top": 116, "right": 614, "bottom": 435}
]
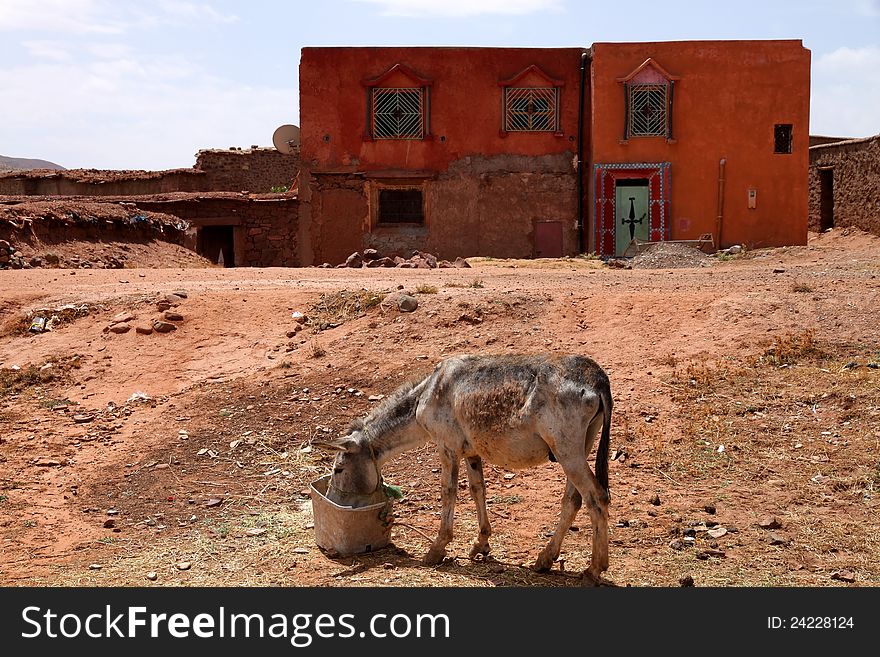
[{"left": 0, "top": 155, "right": 66, "bottom": 171}]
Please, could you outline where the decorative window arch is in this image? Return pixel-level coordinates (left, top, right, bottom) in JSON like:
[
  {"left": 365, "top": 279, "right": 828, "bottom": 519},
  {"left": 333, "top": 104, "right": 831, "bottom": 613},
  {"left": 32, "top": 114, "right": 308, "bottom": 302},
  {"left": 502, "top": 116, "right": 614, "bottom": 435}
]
[
  {"left": 499, "top": 64, "right": 565, "bottom": 136},
  {"left": 617, "top": 58, "right": 680, "bottom": 140},
  {"left": 362, "top": 63, "right": 433, "bottom": 141}
]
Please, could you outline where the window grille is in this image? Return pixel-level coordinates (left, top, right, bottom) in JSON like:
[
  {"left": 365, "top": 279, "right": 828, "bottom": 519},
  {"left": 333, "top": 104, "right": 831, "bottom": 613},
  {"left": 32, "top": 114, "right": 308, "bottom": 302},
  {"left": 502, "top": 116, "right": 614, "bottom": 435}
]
[
  {"left": 378, "top": 189, "right": 424, "bottom": 224},
  {"left": 504, "top": 87, "right": 558, "bottom": 132},
  {"left": 774, "top": 124, "right": 793, "bottom": 154},
  {"left": 372, "top": 88, "right": 424, "bottom": 139},
  {"left": 629, "top": 84, "right": 668, "bottom": 137}
]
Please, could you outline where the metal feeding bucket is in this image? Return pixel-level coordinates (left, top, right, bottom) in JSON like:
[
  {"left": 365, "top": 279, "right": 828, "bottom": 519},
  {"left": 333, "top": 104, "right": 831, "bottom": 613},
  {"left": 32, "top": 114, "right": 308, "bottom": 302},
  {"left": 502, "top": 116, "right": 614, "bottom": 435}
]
[{"left": 309, "top": 475, "right": 394, "bottom": 556}]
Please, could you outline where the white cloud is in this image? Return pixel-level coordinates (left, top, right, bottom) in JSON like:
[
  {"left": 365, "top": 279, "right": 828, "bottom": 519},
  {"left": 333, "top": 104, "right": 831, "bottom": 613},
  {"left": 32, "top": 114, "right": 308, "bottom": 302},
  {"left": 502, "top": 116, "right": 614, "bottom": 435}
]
[
  {"left": 0, "top": 0, "right": 127, "bottom": 34},
  {"left": 812, "top": 46, "right": 880, "bottom": 138},
  {"left": 349, "top": 0, "right": 562, "bottom": 17},
  {"left": 0, "top": 55, "right": 294, "bottom": 169},
  {"left": 22, "top": 40, "right": 72, "bottom": 62},
  {"left": 156, "top": 0, "right": 238, "bottom": 24},
  {"left": 0, "top": 0, "right": 237, "bottom": 34}
]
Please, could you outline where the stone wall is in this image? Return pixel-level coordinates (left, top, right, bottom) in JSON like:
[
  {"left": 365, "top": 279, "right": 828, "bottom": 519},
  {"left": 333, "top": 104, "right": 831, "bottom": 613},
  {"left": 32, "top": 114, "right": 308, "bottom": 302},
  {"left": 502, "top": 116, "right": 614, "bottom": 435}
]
[
  {"left": 302, "top": 153, "right": 578, "bottom": 265},
  {"left": 195, "top": 148, "right": 299, "bottom": 193},
  {"left": 132, "top": 194, "right": 299, "bottom": 267},
  {"left": 0, "top": 147, "right": 300, "bottom": 197},
  {"left": 809, "top": 135, "right": 880, "bottom": 235},
  {"left": 0, "top": 169, "right": 206, "bottom": 196}
]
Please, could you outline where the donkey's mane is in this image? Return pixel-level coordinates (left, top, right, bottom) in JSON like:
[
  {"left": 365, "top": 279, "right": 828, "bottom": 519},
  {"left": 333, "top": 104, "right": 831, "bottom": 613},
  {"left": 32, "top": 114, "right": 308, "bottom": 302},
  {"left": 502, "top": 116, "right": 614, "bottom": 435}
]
[{"left": 349, "top": 375, "right": 427, "bottom": 442}]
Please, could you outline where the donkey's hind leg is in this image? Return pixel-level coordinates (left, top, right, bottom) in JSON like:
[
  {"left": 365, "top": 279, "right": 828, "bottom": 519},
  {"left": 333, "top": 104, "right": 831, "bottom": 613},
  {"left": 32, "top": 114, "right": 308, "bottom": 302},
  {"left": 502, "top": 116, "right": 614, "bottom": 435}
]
[
  {"left": 465, "top": 456, "right": 492, "bottom": 559},
  {"left": 533, "top": 479, "right": 581, "bottom": 571}
]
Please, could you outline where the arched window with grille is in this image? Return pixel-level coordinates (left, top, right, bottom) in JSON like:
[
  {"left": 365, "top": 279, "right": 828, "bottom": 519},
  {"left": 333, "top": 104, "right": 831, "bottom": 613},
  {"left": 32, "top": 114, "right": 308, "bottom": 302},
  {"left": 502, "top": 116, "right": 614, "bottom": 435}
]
[{"left": 617, "top": 58, "right": 680, "bottom": 141}]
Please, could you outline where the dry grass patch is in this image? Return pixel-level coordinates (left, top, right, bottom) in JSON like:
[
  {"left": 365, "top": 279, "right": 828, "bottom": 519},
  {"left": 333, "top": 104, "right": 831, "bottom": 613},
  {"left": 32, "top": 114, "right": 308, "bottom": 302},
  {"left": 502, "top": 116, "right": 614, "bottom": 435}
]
[
  {"left": 0, "top": 355, "right": 82, "bottom": 397},
  {"left": 307, "top": 289, "right": 386, "bottom": 332}
]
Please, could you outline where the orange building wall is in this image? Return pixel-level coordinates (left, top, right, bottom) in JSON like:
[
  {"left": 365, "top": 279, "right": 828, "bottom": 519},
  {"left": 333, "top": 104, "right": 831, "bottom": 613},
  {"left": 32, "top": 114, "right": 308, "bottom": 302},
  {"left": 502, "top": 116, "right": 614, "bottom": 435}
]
[
  {"left": 589, "top": 40, "right": 810, "bottom": 250},
  {"left": 299, "top": 47, "right": 586, "bottom": 173}
]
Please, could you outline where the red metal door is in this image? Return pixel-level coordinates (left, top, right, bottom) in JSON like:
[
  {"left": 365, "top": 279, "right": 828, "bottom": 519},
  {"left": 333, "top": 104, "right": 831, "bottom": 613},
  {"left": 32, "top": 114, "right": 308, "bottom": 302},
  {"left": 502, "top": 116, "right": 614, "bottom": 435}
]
[{"left": 534, "top": 220, "right": 563, "bottom": 258}]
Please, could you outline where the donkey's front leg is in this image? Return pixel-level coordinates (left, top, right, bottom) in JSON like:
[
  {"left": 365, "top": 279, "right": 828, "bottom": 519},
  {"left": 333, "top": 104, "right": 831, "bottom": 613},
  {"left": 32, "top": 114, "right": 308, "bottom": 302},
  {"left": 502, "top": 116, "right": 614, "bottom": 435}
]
[
  {"left": 465, "top": 455, "right": 492, "bottom": 559},
  {"left": 424, "top": 447, "right": 459, "bottom": 566}
]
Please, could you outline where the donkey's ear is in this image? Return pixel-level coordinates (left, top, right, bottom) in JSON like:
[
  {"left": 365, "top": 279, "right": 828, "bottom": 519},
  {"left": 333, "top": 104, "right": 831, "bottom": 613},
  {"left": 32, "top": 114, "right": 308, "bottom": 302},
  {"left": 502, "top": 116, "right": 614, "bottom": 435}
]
[
  {"left": 311, "top": 438, "right": 348, "bottom": 452},
  {"left": 311, "top": 437, "right": 359, "bottom": 452}
]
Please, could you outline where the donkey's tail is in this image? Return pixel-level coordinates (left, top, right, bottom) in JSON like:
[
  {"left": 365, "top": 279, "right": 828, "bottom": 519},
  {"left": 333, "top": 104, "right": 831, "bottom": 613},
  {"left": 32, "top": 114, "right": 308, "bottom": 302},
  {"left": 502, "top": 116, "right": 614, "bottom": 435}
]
[{"left": 594, "top": 380, "right": 613, "bottom": 497}]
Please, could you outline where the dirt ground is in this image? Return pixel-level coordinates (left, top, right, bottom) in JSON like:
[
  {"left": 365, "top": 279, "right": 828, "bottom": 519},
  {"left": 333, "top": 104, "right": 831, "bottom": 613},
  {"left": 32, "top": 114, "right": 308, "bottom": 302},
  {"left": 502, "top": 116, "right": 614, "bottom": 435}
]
[{"left": 1, "top": 228, "right": 878, "bottom": 588}]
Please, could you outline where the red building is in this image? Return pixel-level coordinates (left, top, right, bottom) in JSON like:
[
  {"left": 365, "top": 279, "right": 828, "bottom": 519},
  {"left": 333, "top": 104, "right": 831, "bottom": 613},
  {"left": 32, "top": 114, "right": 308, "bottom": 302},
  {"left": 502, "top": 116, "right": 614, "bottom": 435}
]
[{"left": 298, "top": 40, "right": 810, "bottom": 264}]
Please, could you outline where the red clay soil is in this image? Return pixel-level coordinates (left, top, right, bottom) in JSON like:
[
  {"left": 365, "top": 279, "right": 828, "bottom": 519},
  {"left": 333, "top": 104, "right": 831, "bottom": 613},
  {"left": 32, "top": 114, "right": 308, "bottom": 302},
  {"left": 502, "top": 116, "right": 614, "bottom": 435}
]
[{"left": 0, "top": 227, "right": 878, "bottom": 587}]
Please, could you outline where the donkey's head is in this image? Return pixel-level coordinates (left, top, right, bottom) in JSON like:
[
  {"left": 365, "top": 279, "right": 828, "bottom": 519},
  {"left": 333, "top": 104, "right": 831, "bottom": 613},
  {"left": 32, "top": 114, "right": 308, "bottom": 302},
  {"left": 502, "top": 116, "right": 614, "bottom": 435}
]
[{"left": 318, "top": 430, "right": 382, "bottom": 500}]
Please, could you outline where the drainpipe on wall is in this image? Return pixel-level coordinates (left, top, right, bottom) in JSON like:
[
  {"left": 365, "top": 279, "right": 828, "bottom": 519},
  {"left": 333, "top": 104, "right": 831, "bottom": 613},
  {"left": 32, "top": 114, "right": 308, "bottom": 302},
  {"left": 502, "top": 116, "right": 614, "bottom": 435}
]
[
  {"left": 716, "top": 158, "right": 726, "bottom": 249},
  {"left": 576, "top": 51, "right": 587, "bottom": 254}
]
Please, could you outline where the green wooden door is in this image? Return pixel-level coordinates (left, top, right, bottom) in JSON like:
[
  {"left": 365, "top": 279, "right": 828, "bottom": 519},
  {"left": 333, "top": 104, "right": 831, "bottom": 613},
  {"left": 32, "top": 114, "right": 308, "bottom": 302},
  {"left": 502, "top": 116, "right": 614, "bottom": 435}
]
[{"left": 615, "top": 181, "right": 650, "bottom": 256}]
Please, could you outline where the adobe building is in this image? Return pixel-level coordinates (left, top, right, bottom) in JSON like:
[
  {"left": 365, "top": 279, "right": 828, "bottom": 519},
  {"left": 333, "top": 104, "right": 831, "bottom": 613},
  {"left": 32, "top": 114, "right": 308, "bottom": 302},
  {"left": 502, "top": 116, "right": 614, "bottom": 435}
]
[
  {"left": 808, "top": 134, "right": 880, "bottom": 236},
  {"left": 298, "top": 40, "right": 811, "bottom": 263}
]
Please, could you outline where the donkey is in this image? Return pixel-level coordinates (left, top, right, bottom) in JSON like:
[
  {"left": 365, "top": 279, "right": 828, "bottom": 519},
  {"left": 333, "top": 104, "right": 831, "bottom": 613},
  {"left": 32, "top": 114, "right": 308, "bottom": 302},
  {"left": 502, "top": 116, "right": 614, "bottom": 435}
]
[{"left": 317, "top": 354, "right": 613, "bottom": 581}]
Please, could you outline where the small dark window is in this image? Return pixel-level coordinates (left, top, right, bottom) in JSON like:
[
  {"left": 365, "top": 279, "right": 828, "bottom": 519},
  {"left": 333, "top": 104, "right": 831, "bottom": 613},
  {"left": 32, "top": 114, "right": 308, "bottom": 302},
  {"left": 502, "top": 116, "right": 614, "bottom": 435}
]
[
  {"left": 774, "top": 124, "right": 793, "bottom": 154},
  {"left": 378, "top": 189, "right": 424, "bottom": 224}
]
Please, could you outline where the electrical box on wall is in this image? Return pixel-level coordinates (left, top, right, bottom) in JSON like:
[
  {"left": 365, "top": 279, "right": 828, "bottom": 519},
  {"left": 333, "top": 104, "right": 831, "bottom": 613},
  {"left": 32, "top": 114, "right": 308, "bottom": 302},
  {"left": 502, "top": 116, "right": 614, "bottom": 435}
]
[{"left": 748, "top": 188, "right": 757, "bottom": 209}]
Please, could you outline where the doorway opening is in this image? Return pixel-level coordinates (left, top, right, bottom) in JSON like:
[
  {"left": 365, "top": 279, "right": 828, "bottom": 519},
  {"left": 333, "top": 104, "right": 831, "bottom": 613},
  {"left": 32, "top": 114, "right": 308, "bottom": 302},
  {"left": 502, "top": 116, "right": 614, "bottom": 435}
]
[
  {"left": 819, "top": 169, "right": 834, "bottom": 231},
  {"left": 198, "top": 225, "right": 235, "bottom": 267}
]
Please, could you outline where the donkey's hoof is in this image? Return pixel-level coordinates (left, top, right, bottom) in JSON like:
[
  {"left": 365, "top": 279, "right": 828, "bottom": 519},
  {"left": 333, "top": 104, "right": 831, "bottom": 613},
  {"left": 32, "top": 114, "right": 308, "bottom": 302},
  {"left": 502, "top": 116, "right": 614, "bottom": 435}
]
[
  {"left": 423, "top": 549, "right": 446, "bottom": 566},
  {"left": 468, "top": 543, "right": 491, "bottom": 560},
  {"left": 532, "top": 555, "right": 554, "bottom": 572}
]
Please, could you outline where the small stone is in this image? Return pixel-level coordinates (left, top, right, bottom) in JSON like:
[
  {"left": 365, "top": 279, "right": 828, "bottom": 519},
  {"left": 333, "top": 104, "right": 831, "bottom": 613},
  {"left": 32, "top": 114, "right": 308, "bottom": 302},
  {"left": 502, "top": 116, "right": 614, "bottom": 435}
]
[
  {"left": 163, "top": 311, "right": 184, "bottom": 322},
  {"left": 669, "top": 539, "right": 686, "bottom": 551},
  {"left": 112, "top": 312, "right": 135, "bottom": 324},
  {"left": 292, "top": 547, "right": 309, "bottom": 554},
  {"left": 246, "top": 528, "right": 267, "bottom": 536},
  {"left": 703, "top": 503, "right": 716, "bottom": 515},
  {"left": 152, "top": 320, "right": 177, "bottom": 333},
  {"left": 146, "top": 571, "right": 158, "bottom": 581},
  {"left": 73, "top": 413, "right": 94, "bottom": 423},
  {"left": 772, "top": 268, "right": 785, "bottom": 273},
  {"left": 830, "top": 570, "right": 856, "bottom": 583},
  {"left": 768, "top": 532, "right": 790, "bottom": 546},
  {"left": 758, "top": 516, "right": 782, "bottom": 530},
  {"left": 205, "top": 498, "right": 224, "bottom": 508},
  {"left": 135, "top": 325, "right": 153, "bottom": 335},
  {"left": 109, "top": 322, "right": 131, "bottom": 334},
  {"left": 89, "top": 563, "right": 103, "bottom": 570},
  {"left": 345, "top": 252, "right": 363, "bottom": 268},
  {"left": 397, "top": 295, "right": 418, "bottom": 313},
  {"left": 649, "top": 493, "right": 661, "bottom": 506},
  {"left": 707, "top": 527, "right": 727, "bottom": 539},
  {"left": 176, "top": 561, "right": 192, "bottom": 571},
  {"left": 157, "top": 301, "right": 171, "bottom": 311},
  {"left": 165, "top": 294, "right": 183, "bottom": 305},
  {"left": 453, "top": 257, "right": 471, "bottom": 268},
  {"left": 103, "top": 518, "right": 116, "bottom": 529},
  {"left": 679, "top": 575, "right": 694, "bottom": 587},
  {"left": 172, "top": 291, "right": 188, "bottom": 299}
]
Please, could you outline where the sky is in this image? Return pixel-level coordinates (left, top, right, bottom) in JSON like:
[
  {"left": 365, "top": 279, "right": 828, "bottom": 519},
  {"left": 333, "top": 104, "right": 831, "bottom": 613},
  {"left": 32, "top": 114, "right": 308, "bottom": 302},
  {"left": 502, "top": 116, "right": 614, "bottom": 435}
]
[{"left": 1, "top": 0, "right": 878, "bottom": 170}]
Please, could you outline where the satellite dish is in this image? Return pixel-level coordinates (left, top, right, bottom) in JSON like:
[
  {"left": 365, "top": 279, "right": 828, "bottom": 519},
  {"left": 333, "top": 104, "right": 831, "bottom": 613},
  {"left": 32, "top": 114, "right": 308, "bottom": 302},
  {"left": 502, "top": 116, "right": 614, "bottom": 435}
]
[{"left": 273, "top": 124, "right": 300, "bottom": 154}]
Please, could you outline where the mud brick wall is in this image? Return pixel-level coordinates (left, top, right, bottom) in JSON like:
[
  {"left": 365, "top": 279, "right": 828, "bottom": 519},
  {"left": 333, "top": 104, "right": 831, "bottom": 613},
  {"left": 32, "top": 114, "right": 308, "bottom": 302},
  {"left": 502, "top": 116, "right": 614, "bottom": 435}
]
[
  {"left": 809, "top": 136, "right": 880, "bottom": 235},
  {"left": 195, "top": 148, "right": 300, "bottom": 193},
  {"left": 0, "top": 170, "right": 206, "bottom": 196},
  {"left": 302, "top": 153, "right": 578, "bottom": 266},
  {"left": 133, "top": 195, "right": 299, "bottom": 267}
]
